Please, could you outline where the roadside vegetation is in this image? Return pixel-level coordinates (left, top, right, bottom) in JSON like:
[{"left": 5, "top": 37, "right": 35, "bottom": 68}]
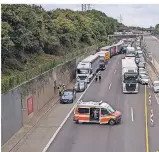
[
  {"left": 155, "top": 24, "right": 159, "bottom": 30},
  {"left": 1, "top": 4, "right": 122, "bottom": 76}
]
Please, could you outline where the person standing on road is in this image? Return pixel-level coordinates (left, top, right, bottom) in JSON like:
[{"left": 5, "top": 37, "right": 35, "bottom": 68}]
[
  {"left": 57, "top": 84, "right": 62, "bottom": 96},
  {"left": 62, "top": 83, "right": 65, "bottom": 94}
]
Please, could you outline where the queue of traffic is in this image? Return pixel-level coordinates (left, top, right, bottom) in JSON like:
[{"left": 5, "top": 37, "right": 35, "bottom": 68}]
[
  {"left": 58, "top": 37, "right": 148, "bottom": 126},
  {"left": 121, "top": 37, "right": 150, "bottom": 94},
  {"left": 76, "top": 40, "right": 124, "bottom": 83}
]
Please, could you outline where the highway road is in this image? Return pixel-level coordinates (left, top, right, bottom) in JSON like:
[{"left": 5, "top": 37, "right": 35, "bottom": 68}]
[
  {"left": 46, "top": 54, "right": 147, "bottom": 152},
  {"left": 147, "top": 86, "right": 159, "bottom": 152},
  {"left": 145, "top": 36, "right": 159, "bottom": 152},
  {"left": 144, "top": 35, "right": 159, "bottom": 63}
]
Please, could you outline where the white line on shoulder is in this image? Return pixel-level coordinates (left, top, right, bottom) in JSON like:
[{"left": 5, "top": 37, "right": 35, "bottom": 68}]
[{"left": 42, "top": 76, "right": 95, "bottom": 152}]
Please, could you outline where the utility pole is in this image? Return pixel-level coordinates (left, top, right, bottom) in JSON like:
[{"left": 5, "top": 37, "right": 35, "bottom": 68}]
[
  {"left": 82, "top": 4, "right": 86, "bottom": 11},
  {"left": 82, "top": 4, "right": 93, "bottom": 11},
  {"left": 119, "top": 14, "right": 123, "bottom": 24}
]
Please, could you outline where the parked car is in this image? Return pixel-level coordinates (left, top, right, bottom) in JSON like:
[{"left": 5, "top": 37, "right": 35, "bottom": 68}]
[
  {"left": 74, "top": 81, "right": 87, "bottom": 92},
  {"left": 152, "top": 81, "right": 159, "bottom": 93},
  {"left": 60, "top": 89, "right": 76, "bottom": 104},
  {"left": 138, "top": 74, "right": 150, "bottom": 85}
]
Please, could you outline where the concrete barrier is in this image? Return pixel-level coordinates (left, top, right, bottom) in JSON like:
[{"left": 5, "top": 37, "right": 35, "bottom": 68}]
[{"left": 1, "top": 50, "right": 95, "bottom": 146}]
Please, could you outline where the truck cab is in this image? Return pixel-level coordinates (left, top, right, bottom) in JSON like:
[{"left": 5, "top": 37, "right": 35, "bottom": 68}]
[
  {"left": 122, "top": 58, "right": 139, "bottom": 93},
  {"left": 76, "top": 54, "right": 100, "bottom": 83}
]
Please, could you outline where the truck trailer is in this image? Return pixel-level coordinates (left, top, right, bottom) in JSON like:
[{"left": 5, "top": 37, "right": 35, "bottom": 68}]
[
  {"left": 122, "top": 58, "right": 139, "bottom": 93},
  {"left": 96, "top": 51, "right": 110, "bottom": 70},
  {"left": 76, "top": 54, "right": 100, "bottom": 83}
]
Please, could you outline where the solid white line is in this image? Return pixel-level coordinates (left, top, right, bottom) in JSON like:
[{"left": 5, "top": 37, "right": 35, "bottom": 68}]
[
  {"left": 42, "top": 76, "right": 96, "bottom": 152},
  {"left": 114, "top": 70, "right": 116, "bottom": 74},
  {"left": 109, "top": 83, "right": 112, "bottom": 90},
  {"left": 154, "top": 93, "right": 159, "bottom": 105},
  {"left": 131, "top": 107, "right": 134, "bottom": 122}
]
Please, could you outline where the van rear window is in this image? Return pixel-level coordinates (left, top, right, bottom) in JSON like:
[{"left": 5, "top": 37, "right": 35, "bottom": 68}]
[{"left": 78, "top": 108, "right": 89, "bottom": 114}]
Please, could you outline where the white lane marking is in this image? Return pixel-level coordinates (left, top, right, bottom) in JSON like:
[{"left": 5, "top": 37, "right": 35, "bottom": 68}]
[
  {"left": 154, "top": 93, "right": 159, "bottom": 105},
  {"left": 131, "top": 107, "right": 134, "bottom": 122},
  {"left": 42, "top": 76, "right": 96, "bottom": 152},
  {"left": 118, "top": 61, "right": 119, "bottom": 64},
  {"left": 114, "top": 70, "right": 116, "bottom": 74},
  {"left": 109, "top": 83, "right": 112, "bottom": 90}
]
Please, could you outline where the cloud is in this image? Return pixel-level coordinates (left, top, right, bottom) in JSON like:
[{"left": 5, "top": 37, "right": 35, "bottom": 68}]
[{"left": 40, "top": 4, "right": 159, "bottom": 28}]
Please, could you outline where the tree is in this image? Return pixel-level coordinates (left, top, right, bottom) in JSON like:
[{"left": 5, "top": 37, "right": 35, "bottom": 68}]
[{"left": 1, "top": 4, "right": 122, "bottom": 75}]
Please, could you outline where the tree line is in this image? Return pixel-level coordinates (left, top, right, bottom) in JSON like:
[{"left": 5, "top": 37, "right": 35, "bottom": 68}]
[{"left": 1, "top": 4, "right": 122, "bottom": 75}]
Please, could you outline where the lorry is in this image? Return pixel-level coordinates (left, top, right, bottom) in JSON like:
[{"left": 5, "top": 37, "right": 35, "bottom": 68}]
[
  {"left": 125, "top": 47, "right": 136, "bottom": 57},
  {"left": 112, "top": 41, "right": 124, "bottom": 54},
  {"left": 76, "top": 54, "right": 100, "bottom": 83},
  {"left": 96, "top": 51, "right": 110, "bottom": 70},
  {"left": 122, "top": 58, "right": 139, "bottom": 93}
]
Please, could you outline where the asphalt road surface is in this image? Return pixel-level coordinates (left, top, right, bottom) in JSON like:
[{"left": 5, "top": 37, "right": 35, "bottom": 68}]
[
  {"left": 147, "top": 87, "right": 159, "bottom": 152},
  {"left": 145, "top": 36, "right": 159, "bottom": 152},
  {"left": 144, "top": 35, "right": 159, "bottom": 63},
  {"left": 46, "top": 54, "right": 147, "bottom": 152}
]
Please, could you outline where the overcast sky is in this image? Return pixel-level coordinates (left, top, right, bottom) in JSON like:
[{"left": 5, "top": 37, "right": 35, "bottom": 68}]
[{"left": 41, "top": 4, "right": 159, "bottom": 28}]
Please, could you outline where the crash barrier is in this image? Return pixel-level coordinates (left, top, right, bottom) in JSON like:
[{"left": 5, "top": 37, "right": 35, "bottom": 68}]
[
  {"left": 143, "top": 42, "right": 159, "bottom": 79},
  {"left": 150, "top": 109, "right": 154, "bottom": 127},
  {"left": 148, "top": 93, "right": 152, "bottom": 105}
]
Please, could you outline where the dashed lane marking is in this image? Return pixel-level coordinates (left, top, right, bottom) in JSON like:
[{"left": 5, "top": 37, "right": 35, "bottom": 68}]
[{"left": 131, "top": 107, "right": 134, "bottom": 122}]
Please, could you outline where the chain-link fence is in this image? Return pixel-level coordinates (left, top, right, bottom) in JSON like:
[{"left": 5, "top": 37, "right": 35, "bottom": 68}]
[{"left": 2, "top": 45, "right": 98, "bottom": 93}]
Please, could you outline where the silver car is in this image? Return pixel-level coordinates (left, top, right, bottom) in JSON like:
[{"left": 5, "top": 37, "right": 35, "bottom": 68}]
[
  {"left": 74, "top": 81, "right": 87, "bottom": 92},
  {"left": 139, "top": 68, "right": 148, "bottom": 75},
  {"left": 152, "top": 81, "right": 159, "bottom": 93},
  {"left": 138, "top": 74, "right": 150, "bottom": 85}
]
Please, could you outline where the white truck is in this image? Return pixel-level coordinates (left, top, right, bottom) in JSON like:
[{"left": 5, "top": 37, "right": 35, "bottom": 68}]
[
  {"left": 122, "top": 58, "right": 139, "bottom": 93},
  {"left": 76, "top": 54, "right": 100, "bottom": 83},
  {"left": 126, "top": 47, "right": 136, "bottom": 57}
]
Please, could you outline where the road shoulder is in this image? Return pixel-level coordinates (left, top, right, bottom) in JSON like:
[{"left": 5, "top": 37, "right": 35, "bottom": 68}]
[{"left": 2, "top": 82, "right": 77, "bottom": 152}]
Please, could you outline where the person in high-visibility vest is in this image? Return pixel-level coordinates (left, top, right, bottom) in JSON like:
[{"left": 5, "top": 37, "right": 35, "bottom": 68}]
[
  {"left": 57, "top": 84, "right": 62, "bottom": 96},
  {"left": 61, "top": 84, "right": 65, "bottom": 94}
]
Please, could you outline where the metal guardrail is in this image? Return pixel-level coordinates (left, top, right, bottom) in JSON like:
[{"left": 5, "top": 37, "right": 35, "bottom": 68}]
[{"left": 143, "top": 42, "right": 159, "bottom": 79}]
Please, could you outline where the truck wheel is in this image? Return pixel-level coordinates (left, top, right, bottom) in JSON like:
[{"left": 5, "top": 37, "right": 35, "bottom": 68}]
[{"left": 109, "top": 119, "right": 116, "bottom": 126}]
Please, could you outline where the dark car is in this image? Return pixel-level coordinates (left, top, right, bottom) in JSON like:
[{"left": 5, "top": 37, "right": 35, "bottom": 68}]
[
  {"left": 74, "top": 81, "right": 87, "bottom": 92},
  {"left": 60, "top": 89, "right": 76, "bottom": 104}
]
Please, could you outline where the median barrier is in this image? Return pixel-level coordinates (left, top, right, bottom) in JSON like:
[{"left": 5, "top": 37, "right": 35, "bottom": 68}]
[{"left": 143, "top": 42, "right": 159, "bottom": 79}]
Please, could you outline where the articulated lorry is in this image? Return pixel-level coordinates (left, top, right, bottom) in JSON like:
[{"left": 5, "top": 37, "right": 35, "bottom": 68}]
[
  {"left": 76, "top": 54, "right": 100, "bottom": 83},
  {"left": 96, "top": 51, "right": 110, "bottom": 70},
  {"left": 122, "top": 58, "right": 139, "bottom": 93}
]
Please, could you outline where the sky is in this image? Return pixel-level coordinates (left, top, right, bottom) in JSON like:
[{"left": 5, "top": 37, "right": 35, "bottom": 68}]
[{"left": 41, "top": 4, "right": 159, "bottom": 28}]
